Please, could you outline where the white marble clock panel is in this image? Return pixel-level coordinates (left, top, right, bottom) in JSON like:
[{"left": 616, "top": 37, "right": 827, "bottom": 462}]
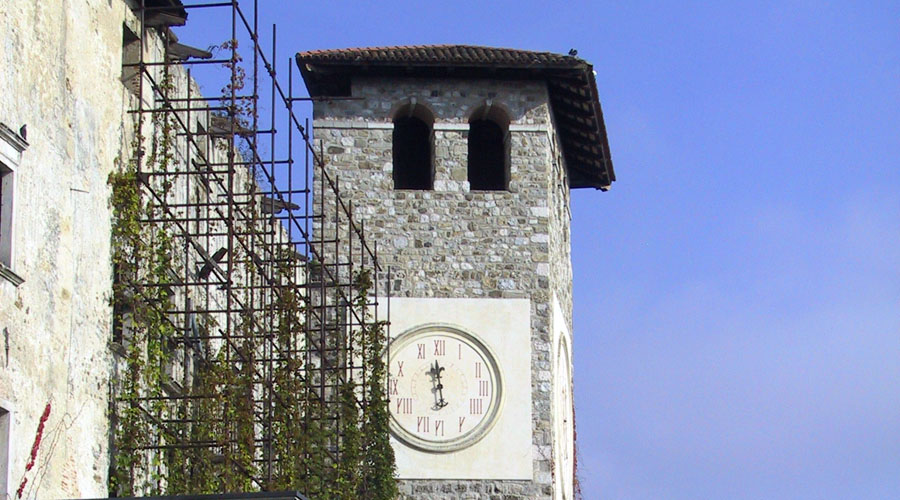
[
  {"left": 552, "top": 294, "right": 575, "bottom": 500},
  {"left": 377, "top": 297, "right": 533, "bottom": 480}
]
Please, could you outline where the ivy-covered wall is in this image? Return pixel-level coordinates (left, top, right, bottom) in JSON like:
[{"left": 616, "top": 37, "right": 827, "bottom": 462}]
[
  {"left": 106, "top": 21, "right": 397, "bottom": 500},
  {"left": 0, "top": 1, "right": 398, "bottom": 498}
]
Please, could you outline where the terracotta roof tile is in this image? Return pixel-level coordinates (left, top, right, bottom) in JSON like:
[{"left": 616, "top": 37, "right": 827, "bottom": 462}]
[{"left": 297, "top": 45, "right": 581, "bottom": 68}]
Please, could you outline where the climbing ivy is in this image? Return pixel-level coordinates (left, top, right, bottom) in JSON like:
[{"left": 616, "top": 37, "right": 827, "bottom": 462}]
[
  {"left": 109, "top": 124, "right": 180, "bottom": 496},
  {"left": 354, "top": 271, "right": 398, "bottom": 500},
  {"left": 109, "top": 67, "right": 183, "bottom": 495},
  {"left": 109, "top": 157, "right": 397, "bottom": 499},
  {"left": 109, "top": 42, "right": 396, "bottom": 500}
]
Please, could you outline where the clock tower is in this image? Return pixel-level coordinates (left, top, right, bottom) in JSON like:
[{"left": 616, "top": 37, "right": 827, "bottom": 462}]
[{"left": 297, "top": 45, "right": 614, "bottom": 500}]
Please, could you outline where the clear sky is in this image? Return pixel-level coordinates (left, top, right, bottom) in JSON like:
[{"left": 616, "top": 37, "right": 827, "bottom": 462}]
[{"left": 179, "top": 2, "right": 900, "bottom": 498}]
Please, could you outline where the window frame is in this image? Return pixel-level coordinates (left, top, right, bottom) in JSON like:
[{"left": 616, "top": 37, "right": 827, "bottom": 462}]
[
  {"left": 0, "top": 401, "right": 13, "bottom": 500},
  {"left": 121, "top": 23, "right": 142, "bottom": 96},
  {"left": 0, "top": 123, "right": 27, "bottom": 287}
]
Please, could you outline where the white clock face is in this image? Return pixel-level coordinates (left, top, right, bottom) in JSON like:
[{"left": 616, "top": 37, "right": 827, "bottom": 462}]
[{"left": 387, "top": 324, "right": 502, "bottom": 453}]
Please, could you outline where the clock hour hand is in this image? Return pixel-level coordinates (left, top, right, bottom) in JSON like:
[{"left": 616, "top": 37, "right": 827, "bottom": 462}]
[{"left": 428, "top": 360, "right": 448, "bottom": 410}]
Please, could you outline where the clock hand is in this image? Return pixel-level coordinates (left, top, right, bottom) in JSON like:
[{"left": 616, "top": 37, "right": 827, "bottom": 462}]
[
  {"left": 435, "top": 361, "right": 447, "bottom": 409},
  {"left": 428, "top": 361, "right": 448, "bottom": 410},
  {"left": 427, "top": 361, "right": 441, "bottom": 408}
]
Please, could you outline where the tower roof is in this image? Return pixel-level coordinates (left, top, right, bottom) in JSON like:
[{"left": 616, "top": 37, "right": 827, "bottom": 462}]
[{"left": 296, "top": 45, "right": 615, "bottom": 190}]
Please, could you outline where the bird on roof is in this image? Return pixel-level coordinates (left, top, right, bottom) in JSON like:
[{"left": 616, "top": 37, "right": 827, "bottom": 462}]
[{"left": 568, "top": 48, "right": 578, "bottom": 56}]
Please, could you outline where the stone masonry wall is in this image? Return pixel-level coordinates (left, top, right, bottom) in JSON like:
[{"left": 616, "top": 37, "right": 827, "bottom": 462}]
[
  {"left": 547, "top": 122, "right": 575, "bottom": 500},
  {"left": 313, "top": 76, "right": 574, "bottom": 499}
]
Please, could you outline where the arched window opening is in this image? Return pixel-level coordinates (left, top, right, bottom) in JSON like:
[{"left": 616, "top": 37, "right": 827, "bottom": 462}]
[
  {"left": 468, "top": 103, "right": 510, "bottom": 191},
  {"left": 392, "top": 102, "right": 434, "bottom": 190}
]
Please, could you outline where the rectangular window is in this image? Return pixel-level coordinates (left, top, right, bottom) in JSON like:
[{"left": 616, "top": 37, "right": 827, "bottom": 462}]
[
  {"left": 0, "top": 122, "right": 27, "bottom": 286},
  {"left": 121, "top": 24, "right": 142, "bottom": 95},
  {"left": 0, "top": 406, "right": 10, "bottom": 500},
  {"left": 0, "top": 163, "right": 13, "bottom": 268}
]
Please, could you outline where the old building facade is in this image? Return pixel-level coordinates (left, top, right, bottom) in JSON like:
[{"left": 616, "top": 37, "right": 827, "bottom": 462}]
[
  {"left": 1, "top": 1, "right": 151, "bottom": 498},
  {"left": 0, "top": 1, "right": 293, "bottom": 498}
]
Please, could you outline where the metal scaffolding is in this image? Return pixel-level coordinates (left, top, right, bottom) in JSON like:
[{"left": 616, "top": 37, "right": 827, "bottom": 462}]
[{"left": 111, "top": 1, "right": 389, "bottom": 496}]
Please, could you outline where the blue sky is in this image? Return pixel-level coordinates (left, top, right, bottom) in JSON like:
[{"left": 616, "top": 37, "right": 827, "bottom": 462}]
[{"left": 180, "top": 2, "right": 899, "bottom": 498}]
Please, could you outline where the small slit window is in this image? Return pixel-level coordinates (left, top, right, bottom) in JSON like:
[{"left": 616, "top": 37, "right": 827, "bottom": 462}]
[
  {"left": 0, "top": 163, "right": 12, "bottom": 267},
  {"left": 121, "top": 24, "right": 141, "bottom": 95},
  {"left": 468, "top": 102, "right": 510, "bottom": 191},
  {"left": 392, "top": 101, "right": 434, "bottom": 190}
]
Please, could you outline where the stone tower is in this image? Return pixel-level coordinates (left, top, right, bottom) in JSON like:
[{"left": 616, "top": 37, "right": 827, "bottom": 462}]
[{"left": 297, "top": 45, "right": 614, "bottom": 500}]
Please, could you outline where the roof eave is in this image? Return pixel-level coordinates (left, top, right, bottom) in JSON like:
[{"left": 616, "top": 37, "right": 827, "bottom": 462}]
[{"left": 295, "top": 50, "right": 615, "bottom": 190}]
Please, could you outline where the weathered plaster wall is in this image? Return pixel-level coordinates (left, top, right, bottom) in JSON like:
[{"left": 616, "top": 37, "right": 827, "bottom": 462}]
[
  {"left": 313, "top": 76, "right": 575, "bottom": 499},
  {"left": 0, "top": 1, "right": 137, "bottom": 498},
  {"left": 0, "top": 1, "right": 257, "bottom": 497}
]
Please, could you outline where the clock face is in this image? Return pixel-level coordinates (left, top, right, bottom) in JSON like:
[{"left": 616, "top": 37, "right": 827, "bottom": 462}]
[{"left": 387, "top": 324, "right": 502, "bottom": 453}]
